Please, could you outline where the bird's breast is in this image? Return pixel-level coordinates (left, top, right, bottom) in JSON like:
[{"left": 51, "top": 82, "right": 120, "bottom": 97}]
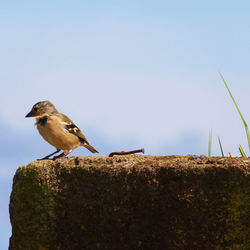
[{"left": 36, "top": 116, "right": 81, "bottom": 150}]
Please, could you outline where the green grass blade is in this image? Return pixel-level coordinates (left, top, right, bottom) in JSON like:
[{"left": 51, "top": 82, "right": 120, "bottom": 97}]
[
  {"left": 239, "top": 144, "right": 246, "bottom": 157},
  {"left": 208, "top": 128, "right": 212, "bottom": 157},
  {"left": 218, "top": 136, "right": 224, "bottom": 157},
  {"left": 219, "top": 72, "right": 250, "bottom": 152}
]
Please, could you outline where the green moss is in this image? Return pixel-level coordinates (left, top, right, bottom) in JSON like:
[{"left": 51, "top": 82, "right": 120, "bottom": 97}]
[
  {"left": 221, "top": 183, "right": 250, "bottom": 249},
  {"left": 9, "top": 164, "right": 58, "bottom": 249}
]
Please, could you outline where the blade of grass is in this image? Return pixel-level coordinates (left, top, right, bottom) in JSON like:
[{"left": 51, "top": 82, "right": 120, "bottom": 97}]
[
  {"left": 219, "top": 72, "right": 250, "bottom": 152},
  {"left": 218, "top": 136, "right": 224, "bottom": 157},
  {"left": 208, "top": 128, "right": 212, "bottom": 157},
  {"left": 239, "top": 144, "right": 246, "bottom": 157}
]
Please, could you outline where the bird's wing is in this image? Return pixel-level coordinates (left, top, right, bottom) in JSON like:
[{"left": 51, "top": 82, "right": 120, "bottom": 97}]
[{"left": 58, "top": 113, "right": 90, "bottom": 144}]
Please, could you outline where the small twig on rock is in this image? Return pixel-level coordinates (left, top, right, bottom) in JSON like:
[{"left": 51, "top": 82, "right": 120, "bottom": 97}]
[{"left": 109, "top": 148, "right": 145, "bottom": 157}]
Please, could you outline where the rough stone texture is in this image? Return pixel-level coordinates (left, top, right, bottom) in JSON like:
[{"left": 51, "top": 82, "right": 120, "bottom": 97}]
[{"left": 9, "top": 155, "right": 250, "bottom": 249}]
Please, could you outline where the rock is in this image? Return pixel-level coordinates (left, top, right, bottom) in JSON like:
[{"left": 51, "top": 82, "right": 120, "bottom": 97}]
[{"left": 9, "top": 155, "right": 250, "bottom": 249}]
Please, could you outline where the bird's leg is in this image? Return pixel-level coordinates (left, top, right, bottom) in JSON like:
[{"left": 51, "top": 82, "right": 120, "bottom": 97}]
[
  {"left": 52, "top": 150, "right": 69, "bottom": 160},
  {"left": 37, "top": 149, "right": 61, "bottom": 160}
]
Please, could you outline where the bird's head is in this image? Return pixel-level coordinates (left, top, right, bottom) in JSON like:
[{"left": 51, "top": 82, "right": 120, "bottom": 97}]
[{"left": 25, "top": 101, "right": 58, "bottom": 117}]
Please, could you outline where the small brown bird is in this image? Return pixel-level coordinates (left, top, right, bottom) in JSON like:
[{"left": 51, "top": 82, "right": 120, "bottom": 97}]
[{"left": 25, "top": 101, "right": 99, "bottom": 160}]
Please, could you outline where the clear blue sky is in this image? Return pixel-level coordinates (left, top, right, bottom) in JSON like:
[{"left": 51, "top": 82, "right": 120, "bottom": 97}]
[{"left": 1, "top": 1, "right": 250, "bottom": 248}]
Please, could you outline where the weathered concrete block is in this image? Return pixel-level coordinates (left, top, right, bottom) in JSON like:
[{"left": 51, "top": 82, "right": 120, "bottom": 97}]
[{"left": 9, "top": 156, "right": 250, "bottom": 249}]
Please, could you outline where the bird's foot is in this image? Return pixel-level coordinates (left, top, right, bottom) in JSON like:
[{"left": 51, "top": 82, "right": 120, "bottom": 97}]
[
  {"left": 37, "top": 156, "right": 50, "bottom": 161},
  {"left": 37, "top": 149, "right": 61, "bottom": 161},
  {"left": 52, "top": 150, "right": 69, "bottom": 160}
]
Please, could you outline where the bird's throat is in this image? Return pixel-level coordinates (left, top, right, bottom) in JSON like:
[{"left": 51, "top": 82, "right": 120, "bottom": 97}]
[{"left": 38, "top": 116, "right": 48, "bottom": 127}]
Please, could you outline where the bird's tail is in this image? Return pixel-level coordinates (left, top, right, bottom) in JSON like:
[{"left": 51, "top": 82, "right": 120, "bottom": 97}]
[{"left": 83, "top": 142, "right": 99, "bottom": 153}]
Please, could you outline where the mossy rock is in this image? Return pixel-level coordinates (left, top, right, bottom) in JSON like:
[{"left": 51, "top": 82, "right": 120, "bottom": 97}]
[{"left": 9, "top": 155, "right": 250, "bottom": 249}]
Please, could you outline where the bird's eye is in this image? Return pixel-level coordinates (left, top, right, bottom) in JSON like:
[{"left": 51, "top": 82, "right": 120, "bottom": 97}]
[{"left": 34, "top": 107, "right": 38, "bottom": 111}]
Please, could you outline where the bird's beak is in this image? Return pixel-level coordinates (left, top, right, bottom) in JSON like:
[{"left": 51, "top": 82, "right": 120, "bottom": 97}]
[{"left": 25, "top": 110, "right": 35, "bottom": 117}]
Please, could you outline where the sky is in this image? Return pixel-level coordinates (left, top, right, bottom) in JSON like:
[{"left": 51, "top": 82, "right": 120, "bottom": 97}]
[{"left": 1, "top": 1, "right": 250, "bottom": 248}]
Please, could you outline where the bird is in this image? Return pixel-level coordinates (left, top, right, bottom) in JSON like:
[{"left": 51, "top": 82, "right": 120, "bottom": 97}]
[{"left": 25, "top": 100, "right": 99, "bottom": 160}]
